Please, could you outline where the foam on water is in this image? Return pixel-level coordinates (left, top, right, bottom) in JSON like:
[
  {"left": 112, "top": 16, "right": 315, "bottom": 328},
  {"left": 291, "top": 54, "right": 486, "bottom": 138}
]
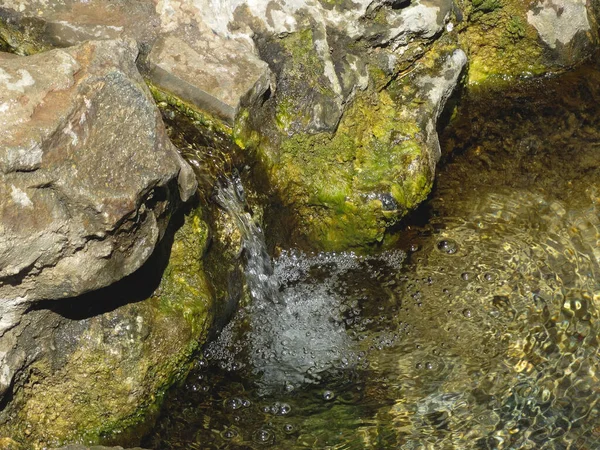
[{"left": 207, "top": 246, "right": 406, "bottom": 393}]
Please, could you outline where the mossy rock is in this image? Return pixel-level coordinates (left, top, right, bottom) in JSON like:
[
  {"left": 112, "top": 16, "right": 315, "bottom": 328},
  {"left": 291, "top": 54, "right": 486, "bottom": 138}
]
[
  {"left": 0, "top": 208, "right": 214, "bottom": 448},
  {"left": 235, "top": 34, "right": 465, "bottom": 251},
  {"left": 0, "top": 16, "right": 50, "bottom": 55},
  {"left": 457, "top": 0, "right": 599, "bottom": 86}
]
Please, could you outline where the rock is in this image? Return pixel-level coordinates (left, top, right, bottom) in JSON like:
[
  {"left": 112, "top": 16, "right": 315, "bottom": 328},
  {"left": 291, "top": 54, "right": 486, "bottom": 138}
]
[
  {"left": 457, "top": 0, "right": 599, "bottom": 84},
  {"left": 0, "top": 39, "right": 196, "bottom": 344},
  {"left": 0, "top": 0, "right": 273, "bottom": 127},
  {"left": 244, "top": 39, "right": 466, "bottom": 249},
  {"left": 0, "top": 207, "right": 214, "bottom": 447},
  {"left": 527, "top": 0, "right": 591, "bottom": 55},
  {"left": 0, "top": 0, "right": 463, "bottom": 249},
  {"left": 146, "top": 34, "right": 271, "bottom": 124},
  {"left": 0, "top": 1, "right": 158, "bottom": 49}
]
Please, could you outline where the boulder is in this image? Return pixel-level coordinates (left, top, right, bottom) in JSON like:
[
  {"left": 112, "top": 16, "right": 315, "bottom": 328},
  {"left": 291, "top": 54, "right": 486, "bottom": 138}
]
[
  {"left": 0, "top": 207, "right": 214, "bottom": 447},
  {"left": 0, "top": 38, "right": 197, "bottom": 391},
  {"left": 0, "top": 0, "right": 273, "bottom": 126},
  {"left": 456, "top": 0, "right": 599, "bottom": 84}
]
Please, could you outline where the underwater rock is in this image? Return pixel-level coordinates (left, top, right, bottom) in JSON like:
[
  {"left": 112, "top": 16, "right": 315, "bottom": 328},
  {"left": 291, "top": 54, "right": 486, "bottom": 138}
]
[
  {"left": 0, "top": 208, "right": 214, "bottom": 447},
  {"left": 0, "top": 38, "right": 196, "bottom": 382}
]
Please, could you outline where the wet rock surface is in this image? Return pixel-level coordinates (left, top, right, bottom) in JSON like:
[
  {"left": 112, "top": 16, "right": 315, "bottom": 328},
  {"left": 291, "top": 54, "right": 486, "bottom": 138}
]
[
  {"left": 457, "top": 0, "right": 599, "bottom": 84},
  {"left": 0, "top": 0, "right": 598, "bottom": 448}
]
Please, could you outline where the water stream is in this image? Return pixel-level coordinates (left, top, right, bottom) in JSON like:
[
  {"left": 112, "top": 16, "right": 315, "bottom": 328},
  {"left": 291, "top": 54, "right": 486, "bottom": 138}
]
[{"left": 144, "top": 63, "right": 600, "bottom": 449}]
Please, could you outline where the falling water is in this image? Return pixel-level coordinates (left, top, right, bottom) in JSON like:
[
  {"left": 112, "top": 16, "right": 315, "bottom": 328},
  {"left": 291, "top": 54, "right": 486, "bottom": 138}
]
[
  {"left": 211, "top": 172, "right": 407, "bottom": 393},
  {"left": 213, "top": 173, "right": 281, "bottom": 307}
]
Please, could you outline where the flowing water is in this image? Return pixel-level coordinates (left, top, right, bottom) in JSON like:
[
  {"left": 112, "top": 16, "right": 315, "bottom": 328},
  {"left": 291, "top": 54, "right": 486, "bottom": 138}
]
[{"left": 144, "top": 63, "right": 600, "bottom": 449}]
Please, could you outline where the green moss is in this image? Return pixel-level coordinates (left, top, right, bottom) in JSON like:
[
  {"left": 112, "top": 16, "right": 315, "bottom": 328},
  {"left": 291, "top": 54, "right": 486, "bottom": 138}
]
[
  {"left": 3, "top": 209, "right": 214, "bottom": 448},
  {"left": 146, "top": 80, "right": 233, "bottom": 137},
  {"left": 272, "top": 86, "right": 432, "bottom": 250},
  {"left": 506, "top": 15, "right": 526, "bottom": 42},
  {"left": 154, "top": 210, "right": 212, "bottom": 335},
  {"left": 461, "top": 0, "right": 551, "bottom": 85},
  {"left": 0, "top": 19, "right": 50, "bottom": 55},
  {"left": 472, "top": 0, "right": 502, "bottom": 13}
]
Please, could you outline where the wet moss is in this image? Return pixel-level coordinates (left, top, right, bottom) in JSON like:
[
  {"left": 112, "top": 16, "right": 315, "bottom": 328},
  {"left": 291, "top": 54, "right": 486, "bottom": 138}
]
[
  {"left": 230, "top": 34, "right": 464, "bottom": 251},
  {"left": 1, "top": 209, "right": 214, "bottom": 448},
  {"left": 146, "top": 80, "right": 233, "bottom": 137},
  {"left": 269, "top": 85, "right": 432, "bottom": 250},
  {"left": 458, "top": 0, "right": 550, "bottom": 85},
  {"left": 0, "top": 18, "right": 50, "bottom": 55}
]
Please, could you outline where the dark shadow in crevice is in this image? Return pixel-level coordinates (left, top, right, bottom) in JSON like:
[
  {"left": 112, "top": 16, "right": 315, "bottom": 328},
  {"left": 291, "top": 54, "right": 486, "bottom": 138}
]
[{"left": 0, "top": 379, "right": 14, "bottom": 416}]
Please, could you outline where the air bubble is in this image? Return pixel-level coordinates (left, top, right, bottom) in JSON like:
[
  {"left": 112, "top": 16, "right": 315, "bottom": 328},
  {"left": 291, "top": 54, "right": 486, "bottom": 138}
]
[
  {"left": 437, "top": 239, "right": 459, "bottom": 254},
  {"left": 225, "top": 398, "right": 243, "bottom": 410},
  {"left": 323, "top": 390, "right": 335, "bottom": 401},
  {"left": 221, "top": 428, "right": 238, "bottom": 440},
  {"left": 271, "top": 402, "right": 291, "bottom": 415},
  {"left": 463, "top": 309, "right": 472, "bottom": 318},
  {"left": 253, "top": 428, "right": 275, "bottom": 444}
]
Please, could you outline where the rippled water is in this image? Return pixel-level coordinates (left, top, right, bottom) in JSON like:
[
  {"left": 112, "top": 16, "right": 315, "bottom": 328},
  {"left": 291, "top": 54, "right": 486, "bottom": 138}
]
[{"left": 144, "top": 63, "right": 600, "bottom": 449}]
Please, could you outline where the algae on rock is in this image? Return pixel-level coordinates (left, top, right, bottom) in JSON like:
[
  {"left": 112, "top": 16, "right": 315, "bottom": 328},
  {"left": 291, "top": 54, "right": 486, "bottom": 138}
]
[
  {"left": 236, "top": 31, "right": 466, "bottom": 250},
  {"left": 0, "top": 208, "right": 214, "bottom": 448},
  {"left": 456, "top": 0, "right": 599, "bottom": 85}
]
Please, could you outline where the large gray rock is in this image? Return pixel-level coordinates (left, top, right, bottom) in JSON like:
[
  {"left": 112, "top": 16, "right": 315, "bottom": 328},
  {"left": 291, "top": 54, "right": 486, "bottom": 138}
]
[
  {"left": 146, "top": 33, "right": 271, "bottom": 124},
  {"left": 0, "top": 0, "right": 274, "bottom": 124},
  {"left": 0, "top": 39, "right": 197, "bottom": 341}
]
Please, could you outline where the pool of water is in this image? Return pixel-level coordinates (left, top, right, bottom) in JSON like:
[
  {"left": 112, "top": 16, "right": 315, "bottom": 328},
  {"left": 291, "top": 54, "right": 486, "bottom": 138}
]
[{"left": 143, "top": 62, "right": 600, "bottom": 449}]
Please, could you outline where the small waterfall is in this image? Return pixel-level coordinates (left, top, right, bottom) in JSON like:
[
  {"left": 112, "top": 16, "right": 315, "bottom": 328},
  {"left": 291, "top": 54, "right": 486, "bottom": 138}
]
[
  {"left": 213, "top": 172, "right": 282, "bottom": 306},
  {"left": 209, "top": 175, "right": 406, "bottom": 394}
]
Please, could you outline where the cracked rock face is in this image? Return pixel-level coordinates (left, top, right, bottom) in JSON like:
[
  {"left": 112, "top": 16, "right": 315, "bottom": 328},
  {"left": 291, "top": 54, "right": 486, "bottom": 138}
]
[
  {"left": 0, "top": 39, "right": 197, "bottom": 339},
  {"left": 0, "top": 0, "right": 463, "bottom": 249}
]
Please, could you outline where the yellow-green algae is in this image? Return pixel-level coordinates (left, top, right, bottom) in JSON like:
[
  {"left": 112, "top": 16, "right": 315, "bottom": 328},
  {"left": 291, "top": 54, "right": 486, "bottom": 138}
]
[
  {"left": 146, "top": 80, "right": 233, "bottom": 138},
  {"left": 0, "top": 18, "right": 50, "bottom": 55},
  {"left": 1, "top": 209, "right": 213, "bottom": 449},
  {"left": 272, "top": 89, "right": 429, "bottom": 250},
  {"left": 232, "top": 34, "right": 462, "bottom": 251},
  {"left": 457, "top": 0, "right": 554, "bottom": 85}
]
